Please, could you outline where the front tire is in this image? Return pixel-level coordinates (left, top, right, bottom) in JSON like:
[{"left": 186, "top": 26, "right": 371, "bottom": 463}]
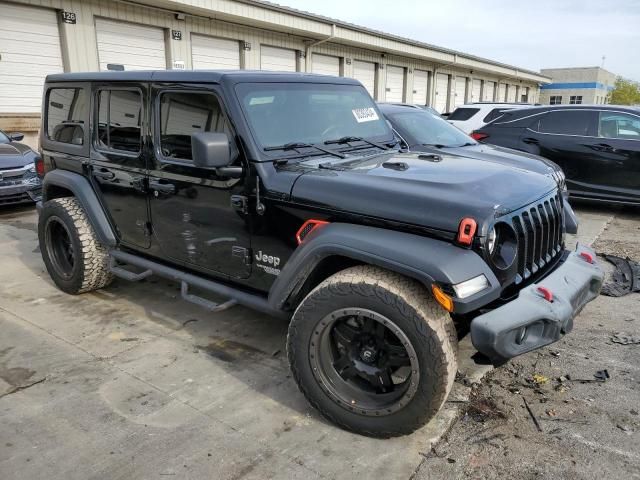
[
  {"left": 287, "top": 265, "right": 458, "bottom": 437},
  {"left": 38, "top": 197, "right": 113, "bottom": 294}
]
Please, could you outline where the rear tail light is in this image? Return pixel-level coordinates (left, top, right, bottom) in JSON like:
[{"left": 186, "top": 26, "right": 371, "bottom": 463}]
[
  {"left": 296, "top": 219, "right": 329, "bottom": 245},
  {"left": 470, "top": 132, "right": 488, "bottom": 141},
  {"left": 35, "top": 156, "right": 45, "bottom": 177},
  {"left": 457, "top": 217, "right": 477, "bottom": 246}
]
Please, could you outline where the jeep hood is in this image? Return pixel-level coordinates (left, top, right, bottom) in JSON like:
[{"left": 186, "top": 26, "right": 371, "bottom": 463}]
[
  {"left": 433, "top": 143, "right": 561, "bottom": 175},
  {"left": 290, "top": 151, "right": 558, "bottom": 234}
]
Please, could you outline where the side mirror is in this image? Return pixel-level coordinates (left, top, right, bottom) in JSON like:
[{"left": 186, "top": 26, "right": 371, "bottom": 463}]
[
  {"left": 9, "top": 132, "right": 24, "bottom": 142},
  {"left": 192, "top": 132, "right": 231, "bottom": 168}
]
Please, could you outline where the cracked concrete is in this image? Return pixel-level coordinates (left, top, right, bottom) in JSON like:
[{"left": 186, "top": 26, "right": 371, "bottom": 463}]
[{"left": 0, "top": 202, "right": 619, "bottom": 479}]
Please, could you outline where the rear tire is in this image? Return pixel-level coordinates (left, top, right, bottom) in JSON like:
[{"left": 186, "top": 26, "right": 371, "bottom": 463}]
[
  {"left": 38, "top": 197, "right": 113, "bottom": 294},
  {"left": 287, "top": 265, "right": 457, "bottom": 437}
]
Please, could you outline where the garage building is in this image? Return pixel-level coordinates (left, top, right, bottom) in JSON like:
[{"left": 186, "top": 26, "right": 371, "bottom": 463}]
[{"left": 0, "top": 0, "right": 550, "bottom": 147}]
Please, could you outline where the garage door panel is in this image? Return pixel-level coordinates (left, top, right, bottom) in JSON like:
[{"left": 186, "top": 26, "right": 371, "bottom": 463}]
[
  {"left": 312, "top": 54, "right": 340, "bottom": 76},
  {"left": 260, "top": 46, "right": 296, "bottom": 71},
  {"left": 435, "top": 73, "right": 449, "bottom": 113},
  {"left": 454, "top": 77, "right": 467, "bottom": 108},
  {"left": 471, "top": 79, "right": 481, "bottom": 103},
  {"left": 96, "top": 19, "right": 166, "bottom": 71},
  {"left": 385, "top": 65, "right": 404, "bottom": 103},
  {"left": 0, "top": 4, "right": 63, "bottom": 113},
  {"left": 413, "top": 70, "right": 429, "bottom": 105},
  {"left": 192, "top": 35, "right": 240, "bottom": 70},
  {"left": 353, "top": 60, "right": 376, "bottom": 97},
  {"left": 483, "top": 81, "right": 495, "bottom": 101}
]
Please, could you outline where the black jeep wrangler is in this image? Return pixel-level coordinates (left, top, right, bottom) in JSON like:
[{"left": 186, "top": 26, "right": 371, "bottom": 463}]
[{"left": 36, "top": 71, "right": 603, "bottom": 437}]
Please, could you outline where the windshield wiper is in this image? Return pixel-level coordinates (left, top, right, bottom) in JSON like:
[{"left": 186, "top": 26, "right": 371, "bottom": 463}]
[
  {"left": 457, "top": 142, "right": 477, "bottom": 147},
  {"left": 264, "top": 142, "right": 345, "bottom": 159},
  {"left": 324, "top": 136, "right": 391, "bottom": 151}
]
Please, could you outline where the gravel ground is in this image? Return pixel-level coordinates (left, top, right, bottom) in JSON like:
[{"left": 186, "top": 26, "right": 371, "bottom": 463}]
[{"left": 414, "top": 204, "right": 640, "bottom": 480}]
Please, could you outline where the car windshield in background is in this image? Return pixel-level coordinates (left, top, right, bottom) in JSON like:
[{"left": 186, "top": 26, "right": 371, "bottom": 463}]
[
  {"left": 236, "top": 83, "right": 392, "bottom": 151},
  {"left": 447, "top": 108, "right": 480, "bottom": 121},
  {"left": 0, "top": 130, "right": 9, "bottom": 143},
  {"left": 389, "top": 110, "right": 475, "bottom": 148}
]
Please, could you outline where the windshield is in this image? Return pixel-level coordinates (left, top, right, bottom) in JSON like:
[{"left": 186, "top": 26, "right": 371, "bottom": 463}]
[
  {"left": 387, "top": 110, "right": 475, "bottom": 148},
  {"left": 236, "top": 83, "right": 392, "bottom": 151},
  {"left": 0, "top": 130, "right": 9, "bottom": 143}
]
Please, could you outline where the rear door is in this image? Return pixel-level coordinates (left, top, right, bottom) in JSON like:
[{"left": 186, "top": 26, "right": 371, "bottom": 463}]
[
  {"left": 524, "top": 109, "right": 599, "bottom": 196},
  {"left": 590, "top": 111, "right": 640, "bottom": 202},
  {"left": 90, "top": 84, "right": 150, "bottom": 248},
  {"left": 147, "top": 86, "right": 251, "bottom": 279}
]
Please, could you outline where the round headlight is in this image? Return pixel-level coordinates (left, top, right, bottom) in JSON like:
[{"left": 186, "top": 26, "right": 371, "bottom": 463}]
[{"left": 487, "top": 227, "right": 497, "bottom": 254}]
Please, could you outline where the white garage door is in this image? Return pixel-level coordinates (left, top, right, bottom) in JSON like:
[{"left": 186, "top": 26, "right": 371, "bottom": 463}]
[
  {"left": 260, "top": 46, "right": 296, "bottom": 71},
  {"left": 385, "top": 66, "right": 405, "bottom": 103},
  {"left": 471, "top": 79, "right": 482, "bottom": 103},
  {"left": 312, "top": 54, "right": 340, "bottom": 76},
  {"left": 0, "top": 4, "right": 63, "bottom": 113},
  {"left": 96, "top": 19, "right": 166, "bottom": 71},
  {"left": 498, "top": 83, "right": 507, "bottom": 102},
  {"left": 191, "top": 35, "right": 240, "bottom": 70},
  {"left": 434, "top": 73, "right": 449, "bottom": 113},
  {"left": 483, "top": 81, "right": 496, "bottom": 101},
  {"left": 521, "top": 86, "right": 530, "bottom": 102},
  {"left": 454, "top": 77, "right": 467, "bottom": 108},
  {"left": 413, "top": 70, "right": 430, "bottom": 106},
  {"left": 507, "top": 84, "right": 517, "bottom": 102},
  {"left": 353, "top": 60, "right": 376, "bottom": 97}
]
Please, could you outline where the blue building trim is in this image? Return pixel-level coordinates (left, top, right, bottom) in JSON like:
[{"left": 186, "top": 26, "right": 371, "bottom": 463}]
[{"left": 541, "top": 82, "right": 614, "bottom": 91}]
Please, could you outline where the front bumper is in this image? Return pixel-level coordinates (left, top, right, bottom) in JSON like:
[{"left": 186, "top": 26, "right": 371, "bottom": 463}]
[
  {"left": 470, "top": 244, "right": 603, "bottom": 363},
  {"left": 0, "top": 182, "right": 41, "bottom": 206}
]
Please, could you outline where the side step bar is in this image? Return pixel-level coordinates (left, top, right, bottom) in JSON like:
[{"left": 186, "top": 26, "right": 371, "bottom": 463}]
[{"left": 109, "top": 250, "right": 287, "bottom": 319}]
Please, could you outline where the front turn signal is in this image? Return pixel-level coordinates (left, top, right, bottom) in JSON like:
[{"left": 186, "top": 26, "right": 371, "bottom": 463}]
[{"left": 432, "top": 284, "right": 454, "bottom": 312}]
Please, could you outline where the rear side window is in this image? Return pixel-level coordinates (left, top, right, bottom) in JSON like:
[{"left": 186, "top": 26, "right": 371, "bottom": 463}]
[
  {"left": 538, "top": 110, "right": 595, "bottom": 136},
  {"left": 448, "top": 108, "right": 480, "bottom": 121},
  {"left": 96, "top": 89, "right": 142, "bottom": 153},
  {"left": 46, "top": 88, "right": 87, "bottom": 144},
  {"left": 598, "top": 112, "right": 640, "bottom": 140},
  {"left": 483, "top": 108, "right": 509, "bottom": 123}
]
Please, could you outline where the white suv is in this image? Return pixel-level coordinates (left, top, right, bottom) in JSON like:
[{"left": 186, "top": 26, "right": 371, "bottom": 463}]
[{"left": 447, "top": 103, "right": 535, "bottom": 134}]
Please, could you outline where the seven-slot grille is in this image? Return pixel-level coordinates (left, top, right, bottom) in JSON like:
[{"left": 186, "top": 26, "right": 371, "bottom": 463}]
[{"left": 510, "top": 191, "right": 564, "bottom": 283}]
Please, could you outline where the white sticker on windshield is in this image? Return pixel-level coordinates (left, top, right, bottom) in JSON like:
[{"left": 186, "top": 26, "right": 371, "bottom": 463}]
[{"left": 352, "top": 107, "right": 379, "bottom": 123}]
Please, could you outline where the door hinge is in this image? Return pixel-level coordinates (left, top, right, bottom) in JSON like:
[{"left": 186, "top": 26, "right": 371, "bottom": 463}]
[
  {"left": 230, "top": 195, "right": 248, "bottom": 214},
  {"left": 232, "top": 246, "right": 252, "bottom": 265}
]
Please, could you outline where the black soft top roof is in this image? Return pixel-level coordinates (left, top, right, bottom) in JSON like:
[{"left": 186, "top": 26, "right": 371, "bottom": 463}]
[{"left": 45, "top": 70, "right": 362, "bottom": 86}]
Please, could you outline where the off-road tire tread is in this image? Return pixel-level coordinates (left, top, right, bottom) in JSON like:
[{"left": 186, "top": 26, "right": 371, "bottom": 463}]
[
  {"left": 287, "top": 265, "right": 458, "bottom": 438},
  {"left": 40, "top": 197, "right": 113, "bottom": 294}
]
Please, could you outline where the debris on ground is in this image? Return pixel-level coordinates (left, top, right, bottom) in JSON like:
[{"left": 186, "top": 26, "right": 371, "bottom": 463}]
[
  {"left": 465, "top": 395, "right": 506, "bottom": 422},
  {"left": 611, "top": 333, "right": 640, "bottom": 345},
  {"left": 532, "top": 374, "right": 549, "bottom": 385},
  {"left": 600, "top": 254, "right": 639, "bottom": 297},
  {"left": 522, "top": 396, "right": 543, "bottom": 432}
]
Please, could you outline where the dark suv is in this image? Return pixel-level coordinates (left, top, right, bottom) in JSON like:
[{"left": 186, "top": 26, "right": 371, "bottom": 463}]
[
  {"left": 36, "top": 71, "right": 603, "bottom": 437},
  {"left": 472, "top": 105, "right": 640, "bottom": 205}
]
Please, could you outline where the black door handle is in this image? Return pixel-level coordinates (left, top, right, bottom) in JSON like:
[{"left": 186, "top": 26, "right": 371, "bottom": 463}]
[
  {"left": 93, "top": 169, "right": 115, "bottom": 180},
  {"left": 149, "top": 179, "right": 176, "bottom": 195},
  {"left": 522, "top": 137, "right": 539, "bottom": 145},
  {"left": 591, "top": 143, "right": 615, "bottom": 152}
]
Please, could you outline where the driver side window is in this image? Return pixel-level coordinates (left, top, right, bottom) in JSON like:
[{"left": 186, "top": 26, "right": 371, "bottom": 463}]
[{"left": 158, "top": 91, "right": 235, "bottom": 162}]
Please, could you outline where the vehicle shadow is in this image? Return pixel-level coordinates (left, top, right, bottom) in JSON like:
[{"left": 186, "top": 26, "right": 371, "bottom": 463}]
[{"left": 4, "top": 207, "right": 323, "bottom": 423}]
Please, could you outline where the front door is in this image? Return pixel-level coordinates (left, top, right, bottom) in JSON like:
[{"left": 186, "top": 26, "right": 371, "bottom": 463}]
[
  {"left": 147, "top": 86, "right": 251, "bottom": 279},
  {"left": 525, "top": 109, "right": 599, "bottom": 197},
  {"left": 90, "top": 85, "right": 150, "bottom": 248}
]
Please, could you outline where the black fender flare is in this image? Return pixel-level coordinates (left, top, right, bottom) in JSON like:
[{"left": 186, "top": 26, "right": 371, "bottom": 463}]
[
  {"left": 42, "top": 170, "right": 117, "bottom": 248},
  {"left": 268, "top": 223, "right": 501, "bottom": 314}
]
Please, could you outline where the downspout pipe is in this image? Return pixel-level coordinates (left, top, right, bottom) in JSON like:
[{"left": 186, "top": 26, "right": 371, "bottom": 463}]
[{"left": 305, "top": 24, "right": 337, "bottom": 72}]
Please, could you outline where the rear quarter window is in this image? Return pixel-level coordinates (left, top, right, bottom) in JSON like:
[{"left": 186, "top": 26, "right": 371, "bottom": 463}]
[
  {"left": 46, "top": 88, "right": 87, "bottom": 145},
  {"left": 447, "top": 108, "right": 480, "bottom": 121},
  {"left": 483, "top": 108, "right": 509, "bottom": 123}
]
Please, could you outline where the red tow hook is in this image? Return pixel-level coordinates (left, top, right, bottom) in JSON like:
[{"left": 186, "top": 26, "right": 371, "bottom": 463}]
[
  {"left": 536, "top": 286, "right": 554, "bottom": 303},
  {"left": 579, "top": 252, "right": 594, "bottom": 264}
]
